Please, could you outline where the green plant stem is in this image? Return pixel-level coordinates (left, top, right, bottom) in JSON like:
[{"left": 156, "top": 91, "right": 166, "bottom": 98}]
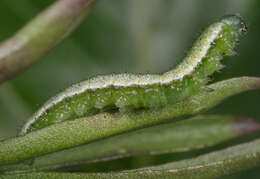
[
  {"left": 1, "top": 115, "right": 259, "bottom": 174},
  {"left": 3, "top": 137, "right": 260, "bottom": 178},
  {"left": 3, "top": 134, "right": 260, "bottom": 179},
  {"left": 0, "top": 77, "right": 259, "bottom": 167},
  {"left": 101, "top": 138, "right": 260, "bottom": 179},
  {"left": 0, "top": 0, "right": 98, "bottom": 84}
]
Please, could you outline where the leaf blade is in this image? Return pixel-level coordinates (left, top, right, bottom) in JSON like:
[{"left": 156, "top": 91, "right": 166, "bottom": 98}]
[
  {"left": 2, "top": 115, "right": 260, "bottom": 173},
  {"left": 3, "top": 137, "right": 260, "bottom": 178}
]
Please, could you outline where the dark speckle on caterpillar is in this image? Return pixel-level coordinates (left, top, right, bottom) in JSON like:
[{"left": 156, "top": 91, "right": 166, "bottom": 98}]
[{"left": 21, "top": 15, "right": 248, "bottom": 134}]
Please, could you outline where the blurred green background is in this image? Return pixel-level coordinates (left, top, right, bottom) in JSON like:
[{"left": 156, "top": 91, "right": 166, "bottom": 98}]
[{"left": 0, "top": 0, "right": 260, "bottom": 178}]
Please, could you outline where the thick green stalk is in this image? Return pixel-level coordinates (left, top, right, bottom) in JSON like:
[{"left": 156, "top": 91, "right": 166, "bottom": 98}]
[
  {"left": 0, "top": 0, "right": 98, "bottom": 84},
  {"left": 0, "top": 77, "right": 259, "bottom": 167}
]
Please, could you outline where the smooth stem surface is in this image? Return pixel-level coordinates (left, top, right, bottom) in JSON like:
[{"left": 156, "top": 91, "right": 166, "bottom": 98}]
[
  {"left": 0, "top": 0, "right": 98, "bottom": 84},
  {"left": 0, "top": 77, "right": 259, "bottom": 167}
]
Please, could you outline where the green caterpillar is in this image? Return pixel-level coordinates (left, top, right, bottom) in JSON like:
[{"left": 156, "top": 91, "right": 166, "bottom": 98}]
[{"left": 21, "top": 15, "right": 247, "bottom": 134}]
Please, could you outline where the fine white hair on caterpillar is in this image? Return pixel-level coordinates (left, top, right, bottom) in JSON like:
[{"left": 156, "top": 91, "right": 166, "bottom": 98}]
[{"left": 21, "top": 15, "right": 247, "bottom": 135}]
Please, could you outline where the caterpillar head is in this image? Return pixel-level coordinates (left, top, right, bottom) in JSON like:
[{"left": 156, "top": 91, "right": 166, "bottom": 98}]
[
  {"left": 221, "top": 14, "right": 248, "bottom": 35},
  {"left": 216, "top": 14, "right": 247, "bottom": 56}
]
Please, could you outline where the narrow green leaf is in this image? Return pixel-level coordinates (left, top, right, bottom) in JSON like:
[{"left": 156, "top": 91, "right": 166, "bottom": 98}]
[
  {"left": 86, "top": 137, "right": 260, "bottom": 179},
  {"left": 2, "top": 115, "right": 259, "bottom": 173},
  {"left": 0, "top": 172, "right": 89, "bottom": 179},
  {"left": 3, "top": 137, "right": 260, "bottom": 178},
  {"left": 0, "top": 77, "right": 259, "bottom": 167},
  {"left": 0, "top": 0, "right": 98, "bottom": 84}
]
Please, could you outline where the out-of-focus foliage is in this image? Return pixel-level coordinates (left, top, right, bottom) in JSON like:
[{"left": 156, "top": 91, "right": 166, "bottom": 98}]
[{"left": 0, "top": 0, "right": 260, "bottom": 178}]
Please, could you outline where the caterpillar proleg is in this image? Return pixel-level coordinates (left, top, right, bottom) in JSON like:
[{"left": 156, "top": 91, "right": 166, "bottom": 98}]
[{"left": 21, "top": 15, "right": 247, "bottom": 134}]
